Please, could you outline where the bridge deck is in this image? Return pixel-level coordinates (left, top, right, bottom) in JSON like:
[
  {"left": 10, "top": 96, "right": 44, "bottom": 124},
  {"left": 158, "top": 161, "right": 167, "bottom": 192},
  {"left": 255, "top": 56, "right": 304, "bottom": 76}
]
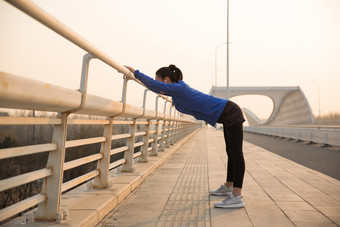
[{"left": 98, "top": 128, "right": 340, "bottom": 227}]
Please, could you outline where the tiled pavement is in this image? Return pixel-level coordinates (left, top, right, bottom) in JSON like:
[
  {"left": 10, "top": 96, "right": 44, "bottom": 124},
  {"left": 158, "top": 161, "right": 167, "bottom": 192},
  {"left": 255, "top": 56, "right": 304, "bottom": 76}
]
[{"left": 98, "top": 128, "right": 340, "bottom": 227}]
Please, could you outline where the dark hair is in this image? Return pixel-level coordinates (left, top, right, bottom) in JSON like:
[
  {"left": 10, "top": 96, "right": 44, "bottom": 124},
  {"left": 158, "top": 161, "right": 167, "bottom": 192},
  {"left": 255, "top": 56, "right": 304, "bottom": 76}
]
[{"left": 156, "top": 64, "right": 183, "bottom": 83}]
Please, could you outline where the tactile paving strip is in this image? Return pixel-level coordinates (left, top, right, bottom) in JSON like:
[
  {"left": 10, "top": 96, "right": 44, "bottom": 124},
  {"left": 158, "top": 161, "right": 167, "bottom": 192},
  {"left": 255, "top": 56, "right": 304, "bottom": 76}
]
[{"left": 156, "top": 136, "right": 210, "bottom": 227}]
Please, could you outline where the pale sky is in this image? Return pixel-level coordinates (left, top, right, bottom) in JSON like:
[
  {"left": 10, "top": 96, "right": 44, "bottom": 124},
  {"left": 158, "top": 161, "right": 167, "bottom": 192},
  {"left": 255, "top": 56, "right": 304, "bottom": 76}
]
[{"left": 1, "top": 0, "right": 339, "bottom": 120}]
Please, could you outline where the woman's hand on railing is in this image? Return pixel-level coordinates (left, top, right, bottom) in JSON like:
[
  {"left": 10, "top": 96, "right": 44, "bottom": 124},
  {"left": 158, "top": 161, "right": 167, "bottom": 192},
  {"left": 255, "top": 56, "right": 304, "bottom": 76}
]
[
  {"left": 124, "top": 66, "right": 135, "bottom": 74},
  {"left": 122, "top": 65, "right": 136, "bottom": 80}
]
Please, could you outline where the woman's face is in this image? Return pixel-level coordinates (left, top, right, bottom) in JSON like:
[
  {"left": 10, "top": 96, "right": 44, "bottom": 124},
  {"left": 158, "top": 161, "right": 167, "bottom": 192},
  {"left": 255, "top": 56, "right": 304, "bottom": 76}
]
[{"left": 155, "top": 75, "right": 172, "bottom": 84}]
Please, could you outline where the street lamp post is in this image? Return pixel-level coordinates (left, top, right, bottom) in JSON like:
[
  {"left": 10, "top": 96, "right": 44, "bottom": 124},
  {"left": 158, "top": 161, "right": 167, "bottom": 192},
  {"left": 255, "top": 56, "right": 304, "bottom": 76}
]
[
  {"left": 226, "top": 0, "right": 230, "bottom": 99},
  {"left": 215, "top": 42, "right": 227, "bottom": 87},
  {"left": 214, "top": 0, "right": 231, "bottom": 94}
]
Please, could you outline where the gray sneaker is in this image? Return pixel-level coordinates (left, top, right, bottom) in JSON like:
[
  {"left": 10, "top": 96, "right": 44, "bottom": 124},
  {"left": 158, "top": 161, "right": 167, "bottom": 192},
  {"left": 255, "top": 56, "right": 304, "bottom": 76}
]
[
  {"left": 210, "top": 184, "right": 233, "bottom": 196},
  {"left": 214, "top": 194, "right": 245, "bottom": 208}
]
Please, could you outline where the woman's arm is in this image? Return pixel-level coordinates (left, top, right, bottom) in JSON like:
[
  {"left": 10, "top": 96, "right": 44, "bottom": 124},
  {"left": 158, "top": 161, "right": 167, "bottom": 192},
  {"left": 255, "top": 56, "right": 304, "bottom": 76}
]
[{"left": 134, "top": 70, "right": 183, "bottom": 96}]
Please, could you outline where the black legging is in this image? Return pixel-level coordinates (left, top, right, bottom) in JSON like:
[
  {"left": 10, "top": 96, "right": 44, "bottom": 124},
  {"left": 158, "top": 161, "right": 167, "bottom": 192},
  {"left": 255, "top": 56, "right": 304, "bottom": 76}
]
[{"left": 223, "top": 122, "right": 245, "bottom": 188}]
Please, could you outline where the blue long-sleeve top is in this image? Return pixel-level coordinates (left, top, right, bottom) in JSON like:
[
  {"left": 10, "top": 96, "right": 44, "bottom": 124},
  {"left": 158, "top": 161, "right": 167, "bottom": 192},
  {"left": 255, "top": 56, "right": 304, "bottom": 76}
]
[{"left": 134, "top": 70, "right": 228, "bottom": 126}]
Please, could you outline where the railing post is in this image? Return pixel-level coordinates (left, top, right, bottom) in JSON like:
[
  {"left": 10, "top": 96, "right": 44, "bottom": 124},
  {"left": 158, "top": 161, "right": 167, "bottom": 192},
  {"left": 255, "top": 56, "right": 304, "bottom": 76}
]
[
  {"left": 165, "top": 105, "right": 172, "bottom": 148},
  {"left": 176, "top": 120, "right": 181, "bottom": 141},
  {"left": 171, "top": 109, "right": 178, "bottom": 145},
  {"left": 139, "top": 119, "right": 151, "bottom": 163},
  {"left": 138, "top": 89, "right": 150, "bottom": 162},
  {"left": 121, "top": 119, "right": 137, "bottom": 172},
  {"left": 178, "top": 122, "right": 182, "bottom": 140},
  {"left": 35, "top": 112, "right": 68, "bottom": 221},
  {"left": 70, "top": 53, "right": 95, "bottom": 113},
  {"left": 93, "top": 117, "right": 114, "bottom": 188},
  {"left": 150, "top": 96, "right": 161, "bottom": 156},
  {"left": 150, "top": 120, "right": 159, "bottom": 156},
  {"left": 173, "top": 111, "right": 179, "bottom": 143},
  {"left": 159, "top": 120, "right": 165, "bottom": 151},
  {"left": 159, "top": 101, "right": 169, "bottom": 151}
]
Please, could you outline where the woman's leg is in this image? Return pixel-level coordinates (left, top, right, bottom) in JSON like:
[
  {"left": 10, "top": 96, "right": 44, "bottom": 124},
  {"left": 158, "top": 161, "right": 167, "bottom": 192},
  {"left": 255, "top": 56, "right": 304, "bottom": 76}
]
[
  {"left": 225, "top": 122, "right": 245, "bottom": 196},
  {"left": 223, "top": 125, "right": 234, "bottom": 187}
]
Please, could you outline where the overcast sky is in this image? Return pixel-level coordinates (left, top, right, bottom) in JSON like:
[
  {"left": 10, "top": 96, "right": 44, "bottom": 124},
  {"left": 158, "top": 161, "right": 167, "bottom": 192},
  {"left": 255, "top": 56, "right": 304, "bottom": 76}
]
[{"left": 1, "top": 0, "right": 339, "bottom": 120}]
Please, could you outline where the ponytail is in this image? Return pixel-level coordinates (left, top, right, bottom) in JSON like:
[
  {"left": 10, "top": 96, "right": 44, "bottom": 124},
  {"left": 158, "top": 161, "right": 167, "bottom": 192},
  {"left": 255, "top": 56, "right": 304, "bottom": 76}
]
[{"left": 156, "top": 64, "right": 183, "bottom": 83}]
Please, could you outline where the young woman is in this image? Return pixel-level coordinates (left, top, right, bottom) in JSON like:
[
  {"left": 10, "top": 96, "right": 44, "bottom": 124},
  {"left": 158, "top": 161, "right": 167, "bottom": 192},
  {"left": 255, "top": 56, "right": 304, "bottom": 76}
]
[{"left": 125, "top": 64, "right": 246, "bottom": 208}]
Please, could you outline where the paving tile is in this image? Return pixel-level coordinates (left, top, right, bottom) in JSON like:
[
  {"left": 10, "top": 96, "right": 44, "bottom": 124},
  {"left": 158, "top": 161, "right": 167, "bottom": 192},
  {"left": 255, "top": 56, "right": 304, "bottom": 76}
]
[
  {"left": 303, "top": 196, "right": 340, "bottom": 207},
  {"left": 268, "top": 193, "right": 304, "bottom": 202},
  {"left": 245, "top": 205, "right": 286, "bottom": 216},
  {"left": 276, "top": 201, "right": 315, "bottom": 211},
  {"left": 248, "top": 214, "right": 295, "bottom": 227},
  {"left": 293, "top": 222, "right": 338, "bottom": 227},
  {"left": 283, "top": 210, "right": 332, "bottom": 223}
]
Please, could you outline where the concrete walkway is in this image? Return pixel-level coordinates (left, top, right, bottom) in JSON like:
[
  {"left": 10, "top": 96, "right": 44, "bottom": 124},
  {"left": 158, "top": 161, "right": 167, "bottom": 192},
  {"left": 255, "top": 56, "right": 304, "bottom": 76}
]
[{"left": 98, "top": 128, "right": 340, "bottom": 227}]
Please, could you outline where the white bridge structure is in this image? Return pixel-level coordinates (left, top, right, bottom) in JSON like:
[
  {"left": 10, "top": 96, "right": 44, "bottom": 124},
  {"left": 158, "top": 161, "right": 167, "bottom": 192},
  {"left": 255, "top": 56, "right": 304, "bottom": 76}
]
[
  {"left": 210, "top": 86, "right": 315, "bottom": 126},
  {"left": 210, "top": 87, "right": 340, "bottom": 147}
]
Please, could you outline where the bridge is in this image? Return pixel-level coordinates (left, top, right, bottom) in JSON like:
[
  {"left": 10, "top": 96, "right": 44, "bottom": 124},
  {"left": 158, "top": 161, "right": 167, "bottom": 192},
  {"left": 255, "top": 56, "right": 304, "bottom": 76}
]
[{"left": 1, "top": 1, "right": 340, "bottom": 226}]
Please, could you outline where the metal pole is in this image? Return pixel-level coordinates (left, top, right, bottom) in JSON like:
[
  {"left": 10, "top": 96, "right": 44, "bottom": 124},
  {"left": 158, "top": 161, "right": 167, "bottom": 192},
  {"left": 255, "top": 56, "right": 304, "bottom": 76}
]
[
  {"left": 226, "top": 0, "right": 230, "bottom": 99},
  {"left": 215, "top": 42, "right": 227, "bottom": 87}
]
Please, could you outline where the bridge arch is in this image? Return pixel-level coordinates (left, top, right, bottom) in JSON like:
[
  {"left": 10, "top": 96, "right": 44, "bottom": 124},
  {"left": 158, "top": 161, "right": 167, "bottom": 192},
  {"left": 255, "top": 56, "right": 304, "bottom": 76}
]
[
  {"left": 230, "top": 94, "right": 274, "bottom": 124},
  {"left": 209, "top": 86, "right": 314, "bottom": 126}
]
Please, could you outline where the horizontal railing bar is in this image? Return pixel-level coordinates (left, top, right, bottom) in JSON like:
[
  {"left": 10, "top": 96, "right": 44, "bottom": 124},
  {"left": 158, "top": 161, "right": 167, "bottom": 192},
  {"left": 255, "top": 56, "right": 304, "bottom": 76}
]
[
  {"left": 136, "top": 121, "right": 148, "bottom": 125},
  {"left": 134, "top": 142, "right": 144, "bottom": 148},
  {"left": 68, "top": 118, "right": 110, "bottom": 125},
  {"left": 0, "top": 168, "right": 52, "bottom": 192},
  {"left": 0, "top": 143, "right": 56, "bottom": 160},
  {"left": 111, "top": 134, "right": 131, "bottom": 140},
  {"left": 148, "top": 138, "right": 155, "bottom": 143},
  {"left": 61, "top": 170, "right": 99, "bottom": 192},
  {"left": 135, "top": 132, "right": 146, "bottom": 137},
  {"left": 133, "top": 152, "right": 142, "bottom": 159},
  {"left": 110, "top": 146, "right": 129, "bottom": 155},
  {"left": 109, "top": 159, "right": 126, "bottom": 170},
  {"left": 0, "top": 116, "right": 61, "bottom": 125},
  {"left": 0, "top": 194, "right": 46, "bottom": 222},
  {"left": 65, "top": 137, "right": 106, "bottom": 148},
  {"left": 63, "top": 153, "right": 103, "bottom": 171},
  {"left": 0, "top": 71, "right": 196, "bottom": 121},
  {"left": 112, "top": 120, "right": 134, "bottom": 125}
]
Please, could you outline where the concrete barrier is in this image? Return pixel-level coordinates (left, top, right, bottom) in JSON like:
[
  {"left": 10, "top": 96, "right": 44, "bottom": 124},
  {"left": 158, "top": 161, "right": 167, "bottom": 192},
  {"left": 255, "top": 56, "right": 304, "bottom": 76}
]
[{"left": 244, "top": 126, "right": 340, "bottom": 147}]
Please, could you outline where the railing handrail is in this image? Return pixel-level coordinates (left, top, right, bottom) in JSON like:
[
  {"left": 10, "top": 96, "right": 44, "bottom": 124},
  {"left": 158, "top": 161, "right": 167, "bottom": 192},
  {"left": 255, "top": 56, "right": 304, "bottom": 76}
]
[
  {"left": 5, "top": 0, "right": 132, "bottom": 79},
  {"left": 4, "top": 0, "right": 171, "bottom": 103}
]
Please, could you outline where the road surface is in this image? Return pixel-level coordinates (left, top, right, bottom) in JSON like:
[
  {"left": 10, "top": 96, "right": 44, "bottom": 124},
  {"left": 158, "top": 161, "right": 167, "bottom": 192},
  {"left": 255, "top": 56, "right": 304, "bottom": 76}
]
[{"left": 244, "top": 131, "right": 340, "bottom": 180}]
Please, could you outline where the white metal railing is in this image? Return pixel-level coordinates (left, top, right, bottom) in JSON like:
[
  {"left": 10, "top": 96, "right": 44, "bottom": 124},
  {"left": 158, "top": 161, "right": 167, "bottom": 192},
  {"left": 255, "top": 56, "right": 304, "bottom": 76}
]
[
  {"left": 244, "top": 125, "right": 340, "bottom": 146},
  {"left": 0, "top": 0, "right": 200, "bottom": 223}
]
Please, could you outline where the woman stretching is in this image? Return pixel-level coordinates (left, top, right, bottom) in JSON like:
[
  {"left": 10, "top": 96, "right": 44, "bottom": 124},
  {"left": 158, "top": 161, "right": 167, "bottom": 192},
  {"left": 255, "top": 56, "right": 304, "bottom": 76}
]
[{"left": 125, "top": 64, "right": 245, "bottom": 208}]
